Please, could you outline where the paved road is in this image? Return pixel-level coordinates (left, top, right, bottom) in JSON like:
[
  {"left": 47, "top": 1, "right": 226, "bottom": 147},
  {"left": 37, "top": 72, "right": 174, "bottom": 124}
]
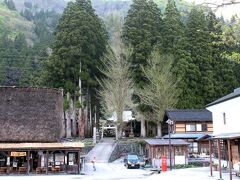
[
  {"left": 146, "top": 167, "right": 239, "bottom": 180},
  {"left": 85, "top": 138, "right": 116, "bottom": 163},
  {"left": 1, "top": 166, "right": 238, "bottom": 180},
  {"left": 0, "top": 162, "right": 153, "bottom": 180}
]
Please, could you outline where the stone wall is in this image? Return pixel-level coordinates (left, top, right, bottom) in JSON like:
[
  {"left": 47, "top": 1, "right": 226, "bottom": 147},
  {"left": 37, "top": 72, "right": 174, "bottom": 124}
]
[{"left": 108, "top": 142, "right": 142, "bottom": 162}]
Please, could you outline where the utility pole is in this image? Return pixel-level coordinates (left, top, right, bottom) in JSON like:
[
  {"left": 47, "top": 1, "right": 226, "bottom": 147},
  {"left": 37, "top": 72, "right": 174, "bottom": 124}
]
[
  {"left": 93, "top": 106, "right": 97, "bottom": 145},
  {"left": 166, "top": 119, "right": 174, "bottom": 171}
]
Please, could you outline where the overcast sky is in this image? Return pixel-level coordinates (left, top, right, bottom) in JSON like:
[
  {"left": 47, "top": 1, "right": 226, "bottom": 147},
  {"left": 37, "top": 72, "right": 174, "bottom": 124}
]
[{"left": 187, "top": 0, "right": 240, "bottom": 19}]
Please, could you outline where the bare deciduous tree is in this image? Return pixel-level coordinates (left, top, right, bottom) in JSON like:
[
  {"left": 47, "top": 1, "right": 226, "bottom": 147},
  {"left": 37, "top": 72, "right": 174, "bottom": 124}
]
[
  {"left": 98, "top": 36, "right": 134, "bottom": 140},
  {"left": 196, "top": 0, "right": 240, "bottom": 10},
  {"left": 136, "top": 51, "right": 179, "bottom": 137}
]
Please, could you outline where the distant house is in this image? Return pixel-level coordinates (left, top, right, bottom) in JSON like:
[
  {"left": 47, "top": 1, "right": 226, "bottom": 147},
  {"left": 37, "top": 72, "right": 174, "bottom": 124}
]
[
  {"left": 0, "top": 87, "right": 84, "bottom": 175},
  {"left": 206, "top": 87, "right": 240, "bottom": 179},
  {"left": 144, "top": 139, "right": 189, "bottom": 168},
  {"left": 101, "top": 111, "right": 140, "bottom": 138},
  {"left": 162, "top": 109, "right": 213, "bottom": 154}
]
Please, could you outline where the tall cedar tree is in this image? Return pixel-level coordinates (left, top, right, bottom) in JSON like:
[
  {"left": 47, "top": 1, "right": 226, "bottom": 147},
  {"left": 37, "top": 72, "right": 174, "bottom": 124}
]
[
  {"left": 122, "top": 0, "right": 162, "bottom": 88},
  {"left": 185, "top": 7, "right": 214, "bottom": 108},
  {"left": 122, "top": 0, "right": 162, "bottom": 137},
  {"left": 43, "top": 0, "right": 108, "bottom": 98},
  {"left": 161, "top": 0, "right": 193, "bottom": 108},
  {"left": 162, "top": 0, "right": 184, "bottom": 55},
  {"left": 207, "top": 11, "right": 238, "bottom": 99}
]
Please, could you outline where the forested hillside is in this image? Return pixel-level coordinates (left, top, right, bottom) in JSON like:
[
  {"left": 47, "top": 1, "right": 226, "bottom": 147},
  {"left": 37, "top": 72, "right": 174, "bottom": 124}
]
[
  {"left": 0, "top": 0, "right": 60, "bottom": 86},
  {"left": 0, "top": 0, "right": 240, "bottom": 111}
]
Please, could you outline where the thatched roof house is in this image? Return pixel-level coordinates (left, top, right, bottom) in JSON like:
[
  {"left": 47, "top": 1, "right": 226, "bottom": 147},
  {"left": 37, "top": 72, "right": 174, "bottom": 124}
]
[{"left": 0, "top": 87, "right": 64, "bottom": 142}]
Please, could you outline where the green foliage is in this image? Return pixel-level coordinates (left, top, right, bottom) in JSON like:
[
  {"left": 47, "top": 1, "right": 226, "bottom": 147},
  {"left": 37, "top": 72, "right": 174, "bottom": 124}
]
[
  {"left": 180, "top": 7, "right": 214, "bottom": 108},
  {"left": 162, "top": 0, "right": 185, "bottom": 54},
  {"left": 0, "top": 1, "right": 35, "bottom": 42},
  {"left": 42, "top": 0, "right": 108, "bottom": 101},
  {"left": 63, "top": 97, "right": 70, "bottom": 111},
  {"left": 122, "top": 0, "right": 163, "bottom": 88}
]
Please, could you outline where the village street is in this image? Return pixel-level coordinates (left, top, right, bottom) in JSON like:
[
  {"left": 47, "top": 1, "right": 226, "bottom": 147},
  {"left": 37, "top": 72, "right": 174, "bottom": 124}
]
[
  {"left": 1, "top": 138, "right": 239, "bottom": 179},
  {"left": 1, "top": 166, "right": 239, "bottom": 180}
]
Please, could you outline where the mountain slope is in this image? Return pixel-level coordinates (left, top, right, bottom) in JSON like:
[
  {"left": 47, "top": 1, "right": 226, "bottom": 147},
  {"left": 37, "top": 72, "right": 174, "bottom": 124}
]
[
  {"left": 12, "top": 0, "right": 67, "bottom": 13},
  {"left": 0, "top": 0, "right": 36, "bottom": 44}
]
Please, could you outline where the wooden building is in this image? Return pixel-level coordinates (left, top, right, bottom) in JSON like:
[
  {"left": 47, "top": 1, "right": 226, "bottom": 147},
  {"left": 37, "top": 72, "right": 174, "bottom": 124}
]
[
  {"left": 162, "top": 109, "right": 213, "bottom": 154},
  {"left": 0, "top": 87, "right": 85, "bottom": 175},
  {"left": 145, "top": 139, "right": 189, "bottom": 167}
]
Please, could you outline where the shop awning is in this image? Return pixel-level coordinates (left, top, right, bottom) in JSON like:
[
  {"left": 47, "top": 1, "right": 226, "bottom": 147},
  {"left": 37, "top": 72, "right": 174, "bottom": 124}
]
[{"left": 0, "top": 142, "right": 84, "bottom": 150}]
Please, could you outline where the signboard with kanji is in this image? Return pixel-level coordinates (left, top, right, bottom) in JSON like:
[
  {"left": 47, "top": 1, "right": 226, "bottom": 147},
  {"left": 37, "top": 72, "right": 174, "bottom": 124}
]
[{"left": 11, "top": 152, "right": 26, "bottom": 157}]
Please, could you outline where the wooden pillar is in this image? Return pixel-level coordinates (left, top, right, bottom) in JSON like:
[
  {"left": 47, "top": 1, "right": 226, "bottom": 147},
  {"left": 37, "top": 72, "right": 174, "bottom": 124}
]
[
  {"left": 185, "top": 146, "right": 187, "bottom": 165},
  {"left": 53, "top": 153, "right": 56, "bottom": 166},
  {"left": 217, "top": 139, "right": 222, "bottom": 179},
  {"left": 46, "top": 151, "right": 49, "bottom": 174},
  {"left": 27, "top": 151, "right": 30, "bottom": 175},
  {"left": 78, "top": 151, "right": 81, "bottom": 174},
  {"left": 38, "top": 151, "right": 41, "bottom": 167},
  {"left": 173, "top": 146, "right": 175, "bottom": 167},
  {"left": 65, "top": 151, "right": 68, "bottom": 174},
  {"left": 228, "top": 139, "right": 232, "bottom": 180},
  {"left": 7, "top": 151, "right": 10, "bottom": 175},
  {"left": 209, "top": 140, "right": 213, "bottom": 177}
]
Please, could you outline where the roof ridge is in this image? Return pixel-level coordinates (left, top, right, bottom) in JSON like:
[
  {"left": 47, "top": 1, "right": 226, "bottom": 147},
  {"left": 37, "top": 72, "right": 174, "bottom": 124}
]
[{"left": 167, "top": 109, "right": 208, "bottom": 112}]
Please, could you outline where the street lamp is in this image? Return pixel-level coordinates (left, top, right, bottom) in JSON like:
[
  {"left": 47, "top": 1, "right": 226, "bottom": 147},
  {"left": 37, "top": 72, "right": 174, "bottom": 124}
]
[{"left": 166, "top": 119, "right": 174, "bottom": 170}]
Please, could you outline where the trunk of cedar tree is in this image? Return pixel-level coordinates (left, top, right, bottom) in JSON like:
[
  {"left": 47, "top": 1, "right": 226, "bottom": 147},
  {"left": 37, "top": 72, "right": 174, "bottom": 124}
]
[
  {"left": 141, "top": 118, "right": 146, "bottom": 137},
  {"left": 66, "top": 92, "right": 72, "bottom": 138},
  {"left": 157, "top": 122, "right": 162, "bottom": 137}
]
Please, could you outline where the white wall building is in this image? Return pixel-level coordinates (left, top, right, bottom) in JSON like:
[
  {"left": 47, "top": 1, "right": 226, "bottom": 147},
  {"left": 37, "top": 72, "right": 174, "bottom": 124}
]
[{"left": 206, "top": 88, "right": 240, "bottom": 136}]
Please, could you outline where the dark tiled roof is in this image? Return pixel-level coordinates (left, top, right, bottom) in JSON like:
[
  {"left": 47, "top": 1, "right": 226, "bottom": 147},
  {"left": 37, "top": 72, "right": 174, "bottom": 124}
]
[
  {"left": 166, "top": 109, "right": 212, "bottom": 122},
  {"left": 145, "top": 139, "right": 189, "bottom": 146},
  {"left": 162, "top": 133, "right": 206, "bottom": 139},
  {"left": 206, "top": 88, "right": 240, "bottom": 107}
]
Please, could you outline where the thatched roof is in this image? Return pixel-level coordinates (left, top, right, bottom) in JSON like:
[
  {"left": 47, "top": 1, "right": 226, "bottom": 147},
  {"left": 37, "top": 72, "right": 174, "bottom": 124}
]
[
  {"left": 0, "top": 87, "right": 64, "bottom": 142},
  {"left": 0, "top": 142, "right": 84, "bottom": 150}
]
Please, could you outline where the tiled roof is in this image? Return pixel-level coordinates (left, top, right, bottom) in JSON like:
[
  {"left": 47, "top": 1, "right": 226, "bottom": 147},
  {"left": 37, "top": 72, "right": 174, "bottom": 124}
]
[
  {"left": 162, "top": 133, "right": 206, "bottom": 139},
  {"left": 145, "top": 139, "right": 189, "bottom": 146},
  {"left": 166, "top": 109, "right": 212, "bottom": 122},
  {"left": 206, "top": 88, "right": 240, "bottom": 107}
]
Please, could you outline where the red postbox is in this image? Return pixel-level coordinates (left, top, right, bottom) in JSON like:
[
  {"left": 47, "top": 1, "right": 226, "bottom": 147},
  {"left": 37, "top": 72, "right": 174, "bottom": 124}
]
[{"left": 162, "top": 155, "right": 167, "bottom": 172}]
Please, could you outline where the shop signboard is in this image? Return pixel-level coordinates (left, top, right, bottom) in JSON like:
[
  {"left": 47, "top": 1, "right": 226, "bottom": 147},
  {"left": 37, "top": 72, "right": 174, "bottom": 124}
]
[{"left": 11, "top": 152, "right": 27, "bottom": 157}]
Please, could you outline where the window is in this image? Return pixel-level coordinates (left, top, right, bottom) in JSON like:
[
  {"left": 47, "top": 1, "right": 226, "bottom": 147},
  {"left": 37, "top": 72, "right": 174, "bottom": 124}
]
[
  {"left": 223, "top": 113, "right": 226, "bottom": 125},
  {"left": 186, "top": 124, "right": 196, "bottom": 132},
  {"left": 202, "top": 124, "right": 208, "bottom": 131},
  {"left": 189, "top": 142, "right": 198, "bottom": 153},
  {"left": 196, "top": 124, "right": 202, "bottom": 131}
]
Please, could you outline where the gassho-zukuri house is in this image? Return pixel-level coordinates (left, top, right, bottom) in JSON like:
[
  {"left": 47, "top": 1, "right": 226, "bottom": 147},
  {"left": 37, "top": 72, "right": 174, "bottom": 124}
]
[{"left": 0, "top": 87, "right": 84, "bottom": 175}]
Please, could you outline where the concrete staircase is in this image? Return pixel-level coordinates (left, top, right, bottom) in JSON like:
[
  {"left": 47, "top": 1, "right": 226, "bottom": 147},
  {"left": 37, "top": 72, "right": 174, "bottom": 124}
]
[{"left": 85, "top": 138, "right": 116, "bottom": 163}]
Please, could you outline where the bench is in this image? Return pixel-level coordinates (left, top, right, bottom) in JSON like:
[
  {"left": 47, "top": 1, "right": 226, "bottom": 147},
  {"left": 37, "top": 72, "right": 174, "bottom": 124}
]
[
  {"left": 0, "top": 167, "right": 7, "bottom": 174},
  {"left": 51, "top": 166, "right": 60, "bottom": 173},
  {"left": 18, "top": 167, "right": 27, "bottom": 174},
  {"left": 36, "top": 167, "right": 47, "bottom": 174}
]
